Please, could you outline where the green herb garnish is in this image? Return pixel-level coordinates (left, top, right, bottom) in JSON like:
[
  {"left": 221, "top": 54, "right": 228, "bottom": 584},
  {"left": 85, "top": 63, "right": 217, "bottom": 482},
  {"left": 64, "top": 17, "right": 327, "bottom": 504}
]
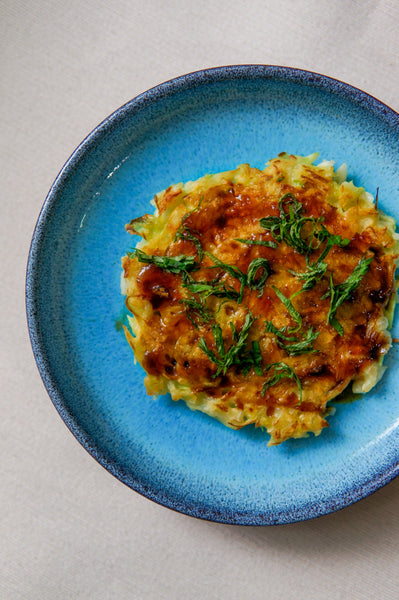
[
  {"left": 265, "top": 320, "right": 319, "bottom": 355},
  {"left": 271, "top": 285, "right": 302, "bottom": 330},
  {"left": 198, "top": 312, "right": 255, "bottom": 376},
  {"left": 174, "top": 196, "right": 204, "bottom": 259},
  {"left": 243, "top": 340, "right": 263, "bottom": 376},
  {"left": 260, "top": 194, "right": 316, "bottom": 255},
  {"left": 204, "top": 252, "right": 247, "bottom": 303},
  {"left": 235, "top": 338, "right": 264, "bottom": 377},
  {"left": 180, "top": 296, "right": 213, "bottom": 329},
  {"left": 175, "top": 196, "right": 203, "bottom": 234},
  {"left": 265, "top": 285, "right": 320, "bottom": 354},
  {"left": 313, "top": 226, "right": 350, "bottom": 257},
  {"left": 175, "top": 226, "right": 203, "bottom": 260},
  {"left": 262, "top": 362, "right": 303, "bottom": 404},
  {"left": 260, "top": 194, "right": 350, "bottom": 261},
  {"left": 205, "top": 251, "right": 246, "bottom": 281},
  {"left": 244, "top": 340, "right": 263, "bottom": 375},
  {"left": 182, "top": 273, "right": 240, "bottom": 301},
  {"left": 278, "top": 327, "right": 319, "bottom": 355},
  {"left": 204, "top": 253, "right": 272, "bottom": 302},
  {"left": 235, "top": 238, "right": 277, "bottom": 249},
  {"left": 290, "top": 260, "right": 328, "bottom": 292},
  {"left": 289, "top": 228, "right": 350, "bottom": 292},
  {"left": 128, "top": 248, "right": 198, "bottom": 274},
  {"left": 246, "top": 258, "right": 272, "bottom": 297},
  {"left": 322, "top": 255, "right": 373, "bottom": 335},
  {"left": 265, "top": 320, "right": 297, "bottom": 341}
]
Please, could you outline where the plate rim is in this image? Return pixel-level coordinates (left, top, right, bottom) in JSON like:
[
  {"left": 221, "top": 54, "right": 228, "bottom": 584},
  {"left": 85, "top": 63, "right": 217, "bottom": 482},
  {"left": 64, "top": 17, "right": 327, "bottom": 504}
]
[{"left": 26, "top": 64, "right": 399, "bottom": 525}]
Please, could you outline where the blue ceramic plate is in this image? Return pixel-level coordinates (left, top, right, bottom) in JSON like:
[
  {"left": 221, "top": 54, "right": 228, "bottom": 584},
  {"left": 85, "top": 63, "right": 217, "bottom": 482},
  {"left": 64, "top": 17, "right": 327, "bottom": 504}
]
[{"left": 26, "top": 66, "right": 399, "bottom": 525}]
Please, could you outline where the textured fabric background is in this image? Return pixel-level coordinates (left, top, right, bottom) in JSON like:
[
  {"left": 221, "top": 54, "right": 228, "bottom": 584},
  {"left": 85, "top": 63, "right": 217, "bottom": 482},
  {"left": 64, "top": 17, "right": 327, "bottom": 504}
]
[{"left": 1, "top": 1, "right": 399, "bottom": 598}]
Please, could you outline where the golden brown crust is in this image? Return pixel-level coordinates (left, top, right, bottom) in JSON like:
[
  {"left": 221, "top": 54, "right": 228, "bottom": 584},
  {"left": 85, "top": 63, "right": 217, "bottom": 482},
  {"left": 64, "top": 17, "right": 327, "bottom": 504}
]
[{"left": 121, "top": 153, "right": 398, "bottom": 445}]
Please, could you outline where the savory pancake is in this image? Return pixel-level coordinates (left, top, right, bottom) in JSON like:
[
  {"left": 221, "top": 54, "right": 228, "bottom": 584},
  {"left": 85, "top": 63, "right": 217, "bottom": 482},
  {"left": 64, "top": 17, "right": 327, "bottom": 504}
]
[{"left": 121, "top": 153, "right": 398, "bottom": 445}]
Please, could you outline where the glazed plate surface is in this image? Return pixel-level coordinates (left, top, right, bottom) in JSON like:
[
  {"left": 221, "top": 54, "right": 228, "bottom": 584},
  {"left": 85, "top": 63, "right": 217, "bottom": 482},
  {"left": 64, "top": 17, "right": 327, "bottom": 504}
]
[{"left": 26, "top": 66, "right": 399, "bottom": 525}]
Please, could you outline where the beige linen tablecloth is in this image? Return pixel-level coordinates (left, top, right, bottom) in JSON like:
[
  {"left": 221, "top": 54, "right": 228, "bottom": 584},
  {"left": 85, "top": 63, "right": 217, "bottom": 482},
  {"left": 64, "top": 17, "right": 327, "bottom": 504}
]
[{"left": 2, "top": 1, "right": 399, "bottom": 598}]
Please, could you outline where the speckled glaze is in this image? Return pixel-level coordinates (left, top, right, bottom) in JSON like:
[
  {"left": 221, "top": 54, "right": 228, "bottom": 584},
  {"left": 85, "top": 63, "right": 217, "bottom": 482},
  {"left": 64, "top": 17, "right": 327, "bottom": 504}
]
[{"left": 26, "top": 66, "right": 399, "bottom": 525}]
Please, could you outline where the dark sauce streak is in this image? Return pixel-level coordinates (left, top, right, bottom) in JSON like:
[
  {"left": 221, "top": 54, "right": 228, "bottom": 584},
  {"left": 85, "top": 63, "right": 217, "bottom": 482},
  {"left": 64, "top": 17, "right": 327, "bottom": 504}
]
[
  {"left": 136, "top": 264, "right": 176, "bottom": 309},
  {"left": 369, "top": 288, "right": 389, "bottom": 304},
  {"left": 143, "top": 351, "right": 178, "bottom": 377},
  {"left": 142, "top": 351, "right": 159, "bottom": 375},
  {"left": 215, "top": 214, "right": 227, "bottom": 228},
  {"left": 308, "top": 364, "right": 331, "bottom": 378}
]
